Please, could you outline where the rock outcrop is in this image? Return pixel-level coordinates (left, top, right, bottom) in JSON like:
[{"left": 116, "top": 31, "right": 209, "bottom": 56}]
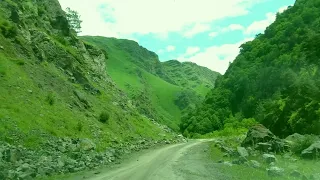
[{"left": 241, "top": 124, "right": 288, "bottom": 153}]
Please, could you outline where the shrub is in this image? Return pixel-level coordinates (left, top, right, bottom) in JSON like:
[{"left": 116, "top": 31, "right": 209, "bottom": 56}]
[
  {"left": 201, "top": 127, "right": 248, "bottom": 139},
  {"left": 76, "top": 122, "right": 83, "bottom": 132},
  {"left": 223, "top": 118, "right": 258, "bottom": 130},
  {"left": 46, "top": 93, "right": 55, "bottom": 105},
  {"left": 240, "top": 118, "right": 258, "bottom": 128},
  {"left": 190, "top": 133, "right": 202, "bottom": 139},
  {"left": 99, "top": 112, "right": 110, "bottom": 123},
  {"left": 0, "top": 68, "right": 5, "bottom": 77},
  {"left": 37, "top": 6, "right": 46, "bottom": 16},
  {"left": 0, "top": 20, "right": 17, "bottom": 38},
  {"left": 13, "top": 59, "right": 25, "bottom": 66},
  {"left": 216, "top": 127, "right": 247, "bottom": 137},
  {"left": 52, "top": 35, "right": 68, "bottom": 46}
]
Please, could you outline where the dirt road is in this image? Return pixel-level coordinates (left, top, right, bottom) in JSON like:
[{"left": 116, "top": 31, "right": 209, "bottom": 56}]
[{"left": 80, "top": 139, "right": 216, "bottom": 180}]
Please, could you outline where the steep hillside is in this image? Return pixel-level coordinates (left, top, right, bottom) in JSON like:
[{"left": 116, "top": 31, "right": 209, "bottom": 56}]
[
  {"left": 80, "top": 36, "right": 220, "bottom": 131},
  {"left": 81, "top": 36, "right": 183, "bottom": 130},
  {"left": 0, "top": 0, "right": 181, "bottom": 178},
  {"left": 162, "top": 60, "right": 220, "bottom": 96},
  {"left": 181, "top": 0, "right": 320, "bottom": 137}
]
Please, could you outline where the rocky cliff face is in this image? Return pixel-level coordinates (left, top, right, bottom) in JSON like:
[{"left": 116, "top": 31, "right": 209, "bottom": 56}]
[{"left": 1, "top": 0, "right": 108, "bottom": 89}]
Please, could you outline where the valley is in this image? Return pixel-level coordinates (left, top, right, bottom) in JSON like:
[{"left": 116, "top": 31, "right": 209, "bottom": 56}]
[
  {"left": 80, "top": 36, "right": 220, "bottom": 130},
  {"left": 1, "top": 0, "right": 320, "bottom": 179}
]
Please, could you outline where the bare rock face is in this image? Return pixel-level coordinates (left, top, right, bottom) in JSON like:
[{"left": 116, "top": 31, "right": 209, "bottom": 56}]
[
  {"left": 241, "top": 124, "right": 277, "bottom": 146},
  {"left": 0, "top": 0, "right": 110, "bottom": 92}
]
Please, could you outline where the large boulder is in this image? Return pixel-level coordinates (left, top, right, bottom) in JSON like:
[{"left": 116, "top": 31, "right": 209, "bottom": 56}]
[
  {"left": 290, "top": 170, "right": 302, "bottom": 178},
  {"left": 250, "top": 160, "right": 261, "bottom": 168},
  {"left": 79, "top": 139, "right": 96, "bottom": 151},
  {"left": 301, "top": 141, "right": 320, "bottom": 159},
  {"left": 237, "top": 147, "right": 249, "bottom": 158},
  {"left": 242, "top": 124, "right": 277, "bottom": 146},
  {"left": 256, "top": 142, "right": 272, "bottom": 152},
  {"left": 262, "top": 154, "right": 277, "bottom": 163},
  {"left": 214, "top": 140, "right": 236, "bottom": 156},
  {"left": 223, "top": 161, "right": 233, "bottom": 167},
  {"left": 285, "top": 133, "right": 306, "bottom": 148},
  {"left": 285, "top": 133, "right": 305, "bottom": 142},
  {"left": 267, "top": 167, "right": 284, "bottom": 177},
  {"left": 241, "top": 124, "right": 287, "bottom": 152}
]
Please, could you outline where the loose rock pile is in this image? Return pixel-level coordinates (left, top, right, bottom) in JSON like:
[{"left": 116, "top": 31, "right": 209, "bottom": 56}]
[
  {"left": 0, "top": 135, "right": 187, "bottom": 179},
  {"left": 212, "top": 124, "right": 320, "bottom": 178},
  {"left": 241, "top": 124, "right": 289, "bottom": 153}
]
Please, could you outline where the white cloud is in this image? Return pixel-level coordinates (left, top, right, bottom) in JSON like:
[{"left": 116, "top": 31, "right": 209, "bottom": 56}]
[
  {"left": 183, "top": 23, "right": 211, "bottom": 38},
  {"left": 58, "top": 0, "right": 120, "bottom": 37},
  {"left": 245, "top": 12, "right": 276, "bottom": 35},
  {"left": 157, "top": 49, "right": 164, "bottom": 54},
  {"left": 185, "top": 47, "right": 201, "bottom": 57},
  {"left": 166, "top": 45, "right": 176, "bottom": 52},
  {"left": 58, "top": 0, "right": 264, "bottom": 38},
  {"left": 154, "top": 32, "right": 169, "bottom": 40},
  {"left": 208, "top": 24, "right": 244, "bottom": 38},
  {"left": 208, "top": 32, "right": 219, "bottom": 38},
  {"left": 222, "top": 24, "right": 245, "bottom": 32},
  {"left": 178, "top": 38, "right": 253, "bottom": 74}
]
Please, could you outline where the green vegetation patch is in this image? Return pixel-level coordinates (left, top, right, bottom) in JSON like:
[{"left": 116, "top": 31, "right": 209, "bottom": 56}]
[{"left": 209, "top": 138, "right": 320, "bottom": 180}]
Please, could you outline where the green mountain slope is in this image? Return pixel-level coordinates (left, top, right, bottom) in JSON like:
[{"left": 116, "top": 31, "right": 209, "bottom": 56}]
[
  {"left": 0, "top": 0, "right": 174, "bottom": 152},
  {"left": 162, "top": 60, "right": 220, "bottom": 96},
  {"left": 181, "top": 0, "right": 320, "bottom": 137},
  {"left": 80, "top": 36, "right": 220, "bottom": 131}
]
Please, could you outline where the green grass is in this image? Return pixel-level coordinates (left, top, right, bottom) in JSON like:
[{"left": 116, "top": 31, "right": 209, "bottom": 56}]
[
  {"left": 194, "top": 84, "right": 211, "bottom": 97},
  {"left": 162, "top": 60, "right": 220, "bottom": 96},
  {"left": 108, "top": 48, "right": 183, "bottom": 130},
  {"left": 0, "top": 46, "right": 174, "bottom": 150}
]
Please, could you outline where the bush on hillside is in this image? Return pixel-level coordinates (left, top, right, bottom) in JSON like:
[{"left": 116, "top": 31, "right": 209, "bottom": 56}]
[
  {"left": 52, "top": 35, "right": 68, "bottom": 46},
  {"left": 46, "top": 93, "right": 55, "bottom": 105},
  {"left": 224, "top": 118, "right": 258, "bottom": 129},
  {"left": 0, "top": 20, "right": 17, "bottom": 38},
  {"left": 13, "top": 58, "right": 25, "bottom": 66},
  {"left": 99, "top": 111, "right": 110, "bottom": 123},
  {"left": 208, "top": 127, "right": 247, "bottom": 137},
  {"left": 0, "top": 67, "right": 5, "bottom": 77},
  {"left": 76, "top": 121, "right": 83, "bottom": 132}
]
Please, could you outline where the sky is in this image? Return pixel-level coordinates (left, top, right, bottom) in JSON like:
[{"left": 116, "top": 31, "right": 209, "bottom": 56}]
[{"left": 58, "top": 0, "right": 295, "bottom": 74}]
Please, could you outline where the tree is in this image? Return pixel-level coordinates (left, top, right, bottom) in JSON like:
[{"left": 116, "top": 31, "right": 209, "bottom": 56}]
[
  {"left": 65, "top": 7, "right": 82, "bottom": 34},
  {"left": 180, "top": 0, "right": 320, "bottom": 137}
]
